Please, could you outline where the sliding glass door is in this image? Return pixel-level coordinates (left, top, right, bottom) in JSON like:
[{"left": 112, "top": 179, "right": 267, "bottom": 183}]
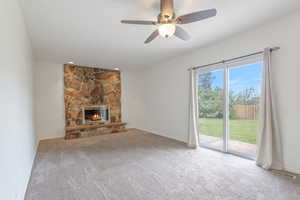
[{"left": 197, "top": 57, "right": 262, "bottom": 159}]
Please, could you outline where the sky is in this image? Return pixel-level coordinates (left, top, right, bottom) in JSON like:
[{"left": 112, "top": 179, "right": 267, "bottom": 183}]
[{"left": 199, "top": 62, "right": 263, "bottom": 96}]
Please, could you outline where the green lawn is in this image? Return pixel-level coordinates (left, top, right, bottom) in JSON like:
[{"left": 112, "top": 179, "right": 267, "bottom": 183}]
[{"left": 199, "top": 118, "right": 258, "bottom": 144}]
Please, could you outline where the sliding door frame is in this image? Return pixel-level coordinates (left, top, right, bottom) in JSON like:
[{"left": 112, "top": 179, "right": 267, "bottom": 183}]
[
  {"left": 197, "top": 54, "right": 263, "bottom": 160},
  {"left": 223, "top": 66, "right": 229, "bottom": 153}
]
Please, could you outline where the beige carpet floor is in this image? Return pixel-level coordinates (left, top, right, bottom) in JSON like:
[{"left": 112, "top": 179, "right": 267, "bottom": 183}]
[{"left": 25, "top": 129, "right": 300, "bottom": 200}]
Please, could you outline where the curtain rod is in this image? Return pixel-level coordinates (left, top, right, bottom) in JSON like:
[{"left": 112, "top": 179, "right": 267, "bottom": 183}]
[{"left": 188, "top": 47, "right": 280, "bottom": 71}]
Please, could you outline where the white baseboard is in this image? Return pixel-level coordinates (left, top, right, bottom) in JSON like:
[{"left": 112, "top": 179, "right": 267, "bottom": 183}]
[
  {"left": 135, "top": 128, "right": 188, "bottom": 144},
  {"left": 22, "top": 138, "right": 40, "bottom": 200}
]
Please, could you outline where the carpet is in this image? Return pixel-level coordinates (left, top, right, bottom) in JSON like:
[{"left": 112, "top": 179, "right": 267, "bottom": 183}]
[{"left": 25, "top": 129, "right": 300, "bottom": 200}]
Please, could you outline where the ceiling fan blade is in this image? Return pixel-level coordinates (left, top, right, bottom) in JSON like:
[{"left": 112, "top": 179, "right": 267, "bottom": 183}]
[
  {"left": 176, "top": 9, "right": 217, "bottom": 24},
  {"left": 121, "top": 20, "right": 156, "bottom": 25},
  {"left": 144, "top": 30, "right": 159, "bottom": 44},
  {"left": 174, "top": 26, "right": 191, "bottom": 41}
]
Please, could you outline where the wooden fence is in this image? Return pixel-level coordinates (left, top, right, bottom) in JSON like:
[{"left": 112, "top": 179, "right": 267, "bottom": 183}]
[{"left": 233, "top": 104, "right": 259, "bottom": 120}]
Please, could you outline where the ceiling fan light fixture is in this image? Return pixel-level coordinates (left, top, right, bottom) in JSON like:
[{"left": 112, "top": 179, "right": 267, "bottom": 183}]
[
  {"left": 121, "top": 0, "right": 217, "bottom": 43},
  {"left": 158, "top": 24, "right": 176, "bottom": 38}
]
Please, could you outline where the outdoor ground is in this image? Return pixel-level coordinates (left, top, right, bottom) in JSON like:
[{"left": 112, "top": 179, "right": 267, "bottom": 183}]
[{"left": 199, "top": 118, "right": 258, "bottom": 144}]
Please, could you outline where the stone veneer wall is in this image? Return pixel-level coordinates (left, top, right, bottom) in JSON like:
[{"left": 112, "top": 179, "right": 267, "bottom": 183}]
[{"left": 64, "top": 65, "right": 121, "bottom": 127}]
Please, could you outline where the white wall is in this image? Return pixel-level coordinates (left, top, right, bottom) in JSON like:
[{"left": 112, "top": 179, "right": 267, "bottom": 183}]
[
  {"left": 34, "top": 62, "right": 144, "bottom": 140},
  {"left": 140, "top": 12, "right": 300, "bottom": 174},
  {"left": 34, "top": 62, "right": 65, "bottom": 140},
  {"left": 121, "top": 70, "right": 145, "bottom": 129},
  {"left": 0, "top": 0, "right": 37, "bottom": 199}
]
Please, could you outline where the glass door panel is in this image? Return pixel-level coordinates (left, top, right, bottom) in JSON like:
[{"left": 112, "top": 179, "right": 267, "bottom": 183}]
[
  {"left": 228, "top": 62, "right": 263, "bottom": 157},
  {"left": 198, "top": 69, "right": 224, "bottom": 151}
]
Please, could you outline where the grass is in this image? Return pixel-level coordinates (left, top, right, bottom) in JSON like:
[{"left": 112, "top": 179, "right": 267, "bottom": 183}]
[{"left": 199, "top": 118, "right": 258, "bottom": 144}]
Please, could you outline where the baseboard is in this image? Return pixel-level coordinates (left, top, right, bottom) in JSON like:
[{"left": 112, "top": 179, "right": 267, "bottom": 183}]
[
  {"left": 135, "top": 128, "right": 188, "bottom": 144},
  {"left": 270, "top": 169, "right": 298, "bottom": 179},
  {"left": 38, "top": 134, "right": 65, "bottom": 141},
  {"left": 39, "top": 136, "right": 65, "bottom": 142},
  {"left": 22, "top": 138, "right": 40, "bottom": 199},
  {"left": 282, "top": 168, "right": 300, "bottom": 176}
]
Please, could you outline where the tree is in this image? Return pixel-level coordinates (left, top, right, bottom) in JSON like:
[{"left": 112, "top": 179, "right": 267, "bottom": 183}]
[
  {"left": 197, "top": 74, "right": 260, "bottom": 119},
  {"left": 198, "top": 72, "right": 215, "bottom": 89},
  {"left": 198, "top": 87, "right": 257, "bottom": 119},
  {"left": 234, "top": 88, "right": 259, "bottom": 105},
  {"left": 198, "top": 87, "right": 223, "bottom": 118}
]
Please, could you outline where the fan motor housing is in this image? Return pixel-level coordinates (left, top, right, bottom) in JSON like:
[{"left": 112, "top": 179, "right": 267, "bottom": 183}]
[{"left": 157, "top": 13, "right": 176, "bottom": 24}]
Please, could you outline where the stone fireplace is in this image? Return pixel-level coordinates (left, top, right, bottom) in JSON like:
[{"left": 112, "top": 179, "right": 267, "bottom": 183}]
[{"left": 64, "top": 64, "right": 125, "bottom": 139}]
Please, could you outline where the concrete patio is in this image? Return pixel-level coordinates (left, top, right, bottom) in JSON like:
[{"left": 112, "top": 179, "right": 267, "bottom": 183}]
[{"left": 199, "top": 134, "right": 257, "bottom": 157}]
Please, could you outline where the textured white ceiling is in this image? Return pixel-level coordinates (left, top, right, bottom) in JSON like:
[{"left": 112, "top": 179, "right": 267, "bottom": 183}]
[{"left": 20, "top": 0, "right": 300, "bottom": 70}]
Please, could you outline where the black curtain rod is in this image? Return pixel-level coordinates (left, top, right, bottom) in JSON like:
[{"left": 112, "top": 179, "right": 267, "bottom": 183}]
[{"left": 189, "top": 47, "right": 280, "bottom": 71}]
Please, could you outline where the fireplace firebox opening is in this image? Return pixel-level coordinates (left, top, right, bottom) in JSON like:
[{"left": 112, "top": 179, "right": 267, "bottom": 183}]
[{"left": 83, "top": 105, "right": 110, "bottom": 124}]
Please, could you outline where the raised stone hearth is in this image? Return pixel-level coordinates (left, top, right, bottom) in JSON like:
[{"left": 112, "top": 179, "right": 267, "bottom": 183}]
[
  {"left": 65, "top": 122, "right": 127, "bottom": 139},
  {"left": 64, "top": 64, "right": 124, "bottom": 138}
]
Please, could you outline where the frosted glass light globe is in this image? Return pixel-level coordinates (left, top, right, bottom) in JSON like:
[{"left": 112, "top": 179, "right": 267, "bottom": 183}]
[{"left": 158, "top": 24, "right": 176, "bottom": 38}]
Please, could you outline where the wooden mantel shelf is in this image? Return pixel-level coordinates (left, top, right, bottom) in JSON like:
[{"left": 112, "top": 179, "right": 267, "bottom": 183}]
[{"left": 65, "top": 122, "right": 127, "bottom": 132}]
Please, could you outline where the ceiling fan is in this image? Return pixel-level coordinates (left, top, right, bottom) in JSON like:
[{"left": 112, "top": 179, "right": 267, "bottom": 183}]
[{"left": 121, "top": 0, "right": 217, "bottom": 44}]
